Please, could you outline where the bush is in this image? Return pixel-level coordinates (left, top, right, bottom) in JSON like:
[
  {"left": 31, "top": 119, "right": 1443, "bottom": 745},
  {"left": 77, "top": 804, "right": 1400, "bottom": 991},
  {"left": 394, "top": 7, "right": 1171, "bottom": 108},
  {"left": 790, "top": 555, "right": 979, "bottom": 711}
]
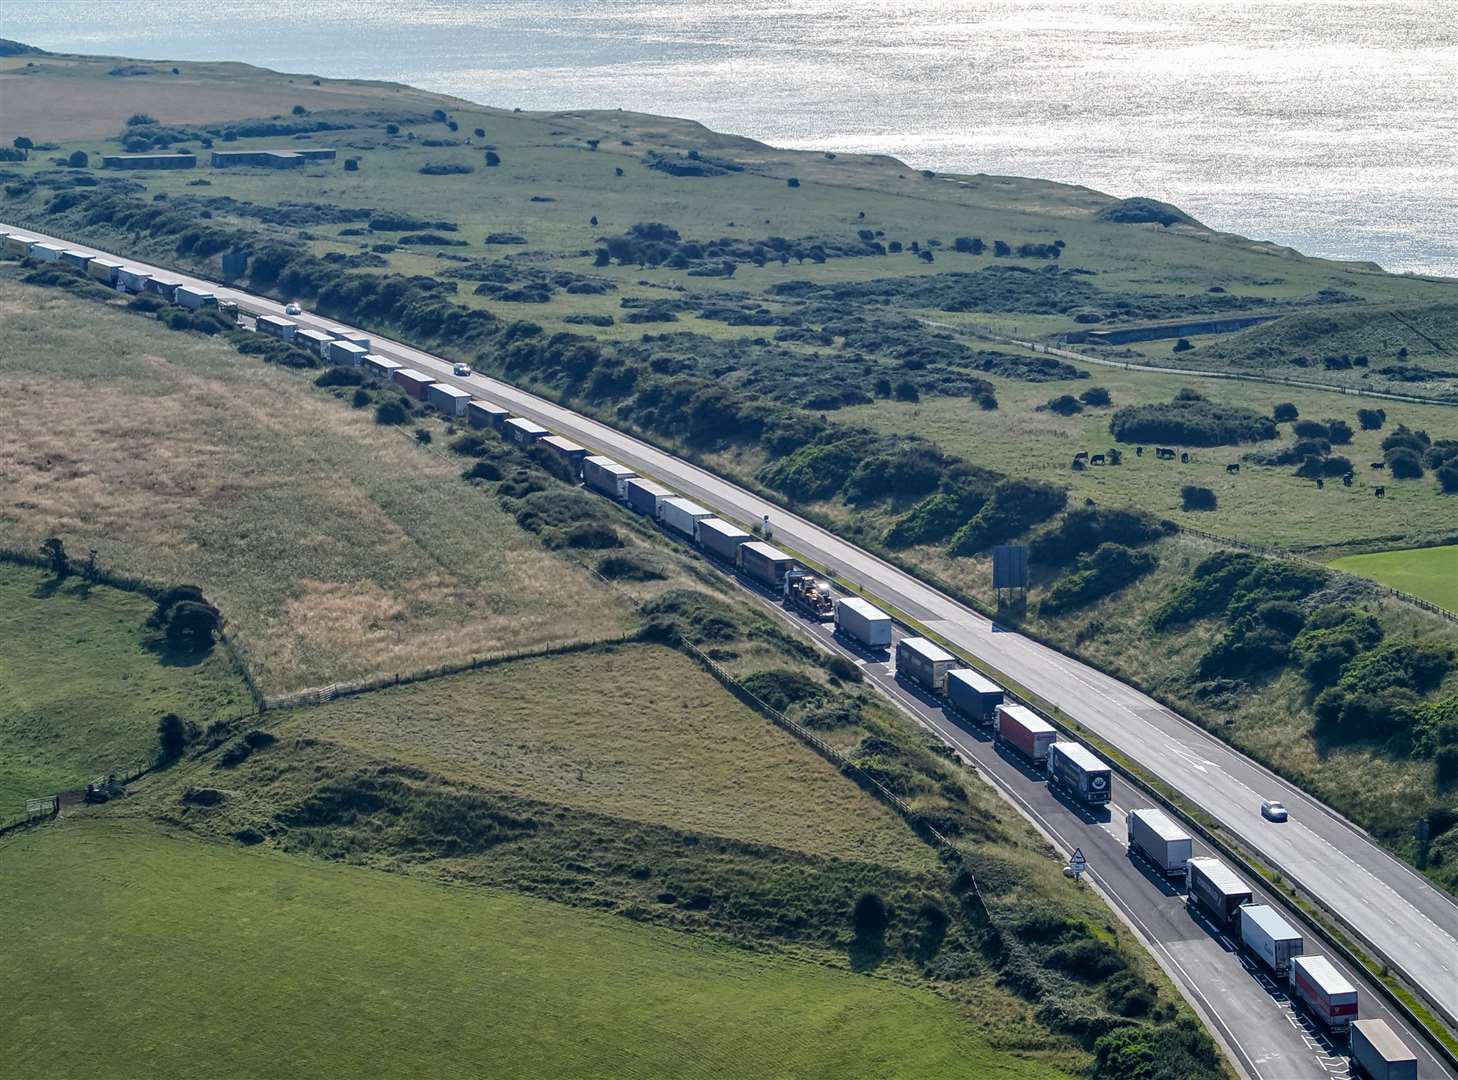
[
  {"left": 1438, "top": 463, "right": 1458, "bottom": 494},
  {"left": 561, "top": 522, "right": 621, "bottom": 549},
  {"left": 1044, "top": 935, "right": 1127, "bottom": 982},
  {"left": 1273, "top": 402, "right": 1299, "bottom": 421},
  {"left": 462, "top": 460, "right": 503, "bottom": 482},
  {"left": 67, "top": 150, "right": 89, "bottom": 168},
  {"left": 1040, "top": 544, "right": 1158, "bottom": 615},
  {"left": 484, "top": 150, "right": 501, "bottom": 167},
  {"left": 126, "top": 113, "right": 157, "bottom": 126},
  {"left": 1171, "top": 337, "right": 1193, "bottom": 352},
  {"left": 1079, "top": 386, "right": 1111, "bottom": 406},
  {"left": 1110, "top": 396, "right": 1276, "bottom": 447},
  {"left": 1154, "top": 552, "right": 1326, "bottom": 630},
  {"left": 1358, "top": 407, "right": 1386, "bottom": 430},
  {"left": 1292, "top": 419, "right": 1328, "bottom": 439},
  {"left": 1180, "top": 485, "right": 1216, "bottom": 511},
  {"left": 596, "top": 553, "right": 666, "bottom": 581},
  {"left": 740, "top": 669, "right": 826, "bottom": 712},
  {"left": 851, "top": 892, "right": 889, "bottom": 942},
  {"left": 314, "top": 365, "right": 364, "bottom": 388},
  {"left": 1044, "top": 394, "right": 1083, "bottom": 416},
  {"left": 158, "top": 713, "right": 191, "bottom": 762},
  {"left": 1386, "top": 447, "right": 1424, "bottom": 479},
  {"left": 375, "top": 400, "right": 410, "bottom": 425},
  {"left": 419, "top": 162, "right": 474, "bottom": 175},
  {"left": 947, "top": 479, "right": 1067, "bottom": 556},
  {"left": 1030, "top": 505, "right": 1168, "bottom": 564},
  {"left": 786, "top": 177, "right": 800, "bottom": 188},
  {"left": 350, "top": 388, "right": 370, "bottom": 408},
  {"left": 1325, "top": 418, "right": 1354, "bottom": 445}
]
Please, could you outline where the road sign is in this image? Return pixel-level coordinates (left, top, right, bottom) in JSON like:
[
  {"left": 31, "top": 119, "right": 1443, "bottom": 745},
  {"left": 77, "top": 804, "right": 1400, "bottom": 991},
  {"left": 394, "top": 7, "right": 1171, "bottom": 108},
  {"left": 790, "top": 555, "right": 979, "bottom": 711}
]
[{"left": 1068, "top": 848, "right": 1087, "bottom": 878}]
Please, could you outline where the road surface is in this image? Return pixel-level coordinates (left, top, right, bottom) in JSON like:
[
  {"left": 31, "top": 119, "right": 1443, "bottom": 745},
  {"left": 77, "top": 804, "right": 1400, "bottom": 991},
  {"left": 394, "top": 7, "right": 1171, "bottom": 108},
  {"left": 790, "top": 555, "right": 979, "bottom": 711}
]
[{"left": 8, "top": 223, "right": 1455, "bottom": 1039}]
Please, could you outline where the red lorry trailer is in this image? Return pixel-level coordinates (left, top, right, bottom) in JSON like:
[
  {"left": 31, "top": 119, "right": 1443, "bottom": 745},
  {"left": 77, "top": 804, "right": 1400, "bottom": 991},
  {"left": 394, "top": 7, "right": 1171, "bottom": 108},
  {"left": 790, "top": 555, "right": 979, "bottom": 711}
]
[
  {"left": 995, "top": 704, "right": 1057, "bottom": 765},
  {"left": 1288, "top": 955, "right": 1358, "bottom": 1033}
]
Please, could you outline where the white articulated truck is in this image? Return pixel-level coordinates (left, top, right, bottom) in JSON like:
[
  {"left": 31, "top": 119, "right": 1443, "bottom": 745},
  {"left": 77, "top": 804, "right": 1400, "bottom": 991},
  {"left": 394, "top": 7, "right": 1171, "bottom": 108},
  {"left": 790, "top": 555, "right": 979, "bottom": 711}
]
[
  {"left": 1126, "top": 809, "right": 1192, "bottom": 879},
  {"left": 1349, "top": 1018, "right": 1417, "bottom": 1080},
  {"left": 1237, "top": 904, "right": 1304, "bottom": 978},
  {"left": 834, "top": 597, "right": 892, "bottom": 650}
]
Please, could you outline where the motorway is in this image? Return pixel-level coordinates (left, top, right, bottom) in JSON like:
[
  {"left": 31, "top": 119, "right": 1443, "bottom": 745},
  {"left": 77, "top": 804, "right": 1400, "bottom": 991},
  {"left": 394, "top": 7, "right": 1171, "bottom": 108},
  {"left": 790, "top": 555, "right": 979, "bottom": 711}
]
[{"left": 9, "top": 224, "right": 1457, "bottom": 1063}]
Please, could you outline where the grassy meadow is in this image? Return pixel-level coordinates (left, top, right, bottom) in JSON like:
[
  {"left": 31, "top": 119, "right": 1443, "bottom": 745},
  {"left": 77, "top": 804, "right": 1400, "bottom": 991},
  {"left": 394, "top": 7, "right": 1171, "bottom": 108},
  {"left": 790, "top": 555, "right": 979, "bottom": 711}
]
[
  {"left": 1330, "top": 544, "right": 1458, "bottom": 613},
  {"left": 0, "top": 562, "right": 251, "bottom": 809},
  {"left": 1, "top": 820, "right": 1069, "bottom": 1080},
  {"left": 0, "top": 272, "right": 633, "bottom": 692}
]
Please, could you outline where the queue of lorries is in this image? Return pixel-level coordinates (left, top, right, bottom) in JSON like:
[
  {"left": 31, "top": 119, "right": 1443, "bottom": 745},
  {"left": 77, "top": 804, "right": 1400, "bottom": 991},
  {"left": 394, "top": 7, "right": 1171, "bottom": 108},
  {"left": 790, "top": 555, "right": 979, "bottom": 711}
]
[{"left": 3, "top": 238, "right": 1423, "bottom": 1079}]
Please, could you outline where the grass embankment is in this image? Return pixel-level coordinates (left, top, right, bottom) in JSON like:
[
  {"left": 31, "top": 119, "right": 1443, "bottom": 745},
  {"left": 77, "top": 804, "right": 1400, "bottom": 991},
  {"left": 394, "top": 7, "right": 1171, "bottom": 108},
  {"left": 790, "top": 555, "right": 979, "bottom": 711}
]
[
  {"left": 1, "top": 820, "right": 1064, "bottom": 1080},
  {"left": 1330, "top": 544, "right": 1458, "bottom": 614},
  {"left": 0, "top": 562, "right": 251, "bottom": 808},
  {"left": 0, "top": 274, "right": 633, "bottom": 693}
]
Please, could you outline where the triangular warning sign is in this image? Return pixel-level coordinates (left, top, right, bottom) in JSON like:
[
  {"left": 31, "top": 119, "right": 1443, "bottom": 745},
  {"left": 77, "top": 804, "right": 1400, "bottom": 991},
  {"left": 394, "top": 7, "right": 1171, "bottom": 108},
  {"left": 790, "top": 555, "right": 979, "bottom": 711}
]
[{"left": 1069, "top": 848, "right": 1086, "bottom": 865}]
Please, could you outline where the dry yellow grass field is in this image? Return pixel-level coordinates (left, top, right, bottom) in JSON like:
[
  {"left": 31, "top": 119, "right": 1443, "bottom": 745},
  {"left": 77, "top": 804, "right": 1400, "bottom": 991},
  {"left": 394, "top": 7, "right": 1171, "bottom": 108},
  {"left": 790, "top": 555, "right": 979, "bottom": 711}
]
[{"left": 0, "top": 275, "right": 634, "bottom": 691}]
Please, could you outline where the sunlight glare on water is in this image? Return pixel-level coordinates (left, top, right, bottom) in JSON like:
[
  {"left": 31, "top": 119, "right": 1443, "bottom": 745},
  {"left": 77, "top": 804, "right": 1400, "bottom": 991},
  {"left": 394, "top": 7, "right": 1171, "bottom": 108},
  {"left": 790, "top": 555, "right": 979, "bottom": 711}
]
[{"left": 4, "top": 0, "right": 1454, "bottom": 274}]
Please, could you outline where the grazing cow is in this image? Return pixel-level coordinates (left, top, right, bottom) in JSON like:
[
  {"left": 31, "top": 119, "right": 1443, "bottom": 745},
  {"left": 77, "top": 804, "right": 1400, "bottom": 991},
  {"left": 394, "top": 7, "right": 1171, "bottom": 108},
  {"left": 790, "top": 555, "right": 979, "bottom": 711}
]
[
  {"left": 1071, "top": 457, "right": 1085, "bottom": 471},
  {"left": 1371, "top": 461, "right": 1385, "bottom": 470},
  {"left": 1316, "top": 477, "right": 1324, "bottom": 489},
  {"left": 1180, "top": 451, "right": 1191, "bottom": 464},
  {"left": 1342, "top": 473, "right": 1353, "bottom": 487},
  {"left": 1136, "top": 446, "right": 1145, "bottom": 457},
  {"left": 1108, "top": 449, "right": 1123, "bottom": 465},
  {"left": 1156, "top": 447, "right": 1175, "bottom": 460},
  {"left": 1226, "top": 463, "right": 1240, "bottom": 474},
  {"left": 1074, "top": 451, "right": 1089, "bottom": 461},
  {"left": 1375, "top": 486, "right": 1386, "bottom": 498},
  {"left": 1091, "top": 454, "right": 1106, "bottom": 465}
]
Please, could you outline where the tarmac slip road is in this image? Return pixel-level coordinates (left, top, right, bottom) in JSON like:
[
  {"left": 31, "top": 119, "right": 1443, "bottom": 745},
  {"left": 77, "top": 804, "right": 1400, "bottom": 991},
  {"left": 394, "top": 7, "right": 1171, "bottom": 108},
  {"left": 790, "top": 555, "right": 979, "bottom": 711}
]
[
  {"left": 738, "top": 585, "right": 1456, "bottom": 1080},
  {"left": 11, "top": 224, "right": 1456, "bottom": 1032}
]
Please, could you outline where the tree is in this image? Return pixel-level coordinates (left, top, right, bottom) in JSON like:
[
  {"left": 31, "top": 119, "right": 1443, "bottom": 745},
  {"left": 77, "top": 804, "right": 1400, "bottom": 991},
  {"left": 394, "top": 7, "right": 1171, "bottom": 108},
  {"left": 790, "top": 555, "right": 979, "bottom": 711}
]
[
  {"left": 67, "top": 149, "right": 89, "bottom": 168},
  {"left": 1273, "top": 402, "right": 1299, "bottom": 422},
  {"left": 166, "top": 599, "right": 224, "bottom": 651},
  {"left": 484, "top": 150, "right": 501, "bottom": 167},
  {"left": 1386, "top": 448, "right": 1424, "bottom": 479},
  {"left": 894, "top": 379, "right": 920, "bottom": 402},
  {"left": 40, "top": 536, "right": 70, "bottom": 576},
  {"left": 851, "top": 892, "right": 888, "bottom": 943},
  {"left": 13, "top": 135, "right": 33, "bottom": 150},
  {"left": 157, "top": 713, "right": 190, "bottom": 762}
]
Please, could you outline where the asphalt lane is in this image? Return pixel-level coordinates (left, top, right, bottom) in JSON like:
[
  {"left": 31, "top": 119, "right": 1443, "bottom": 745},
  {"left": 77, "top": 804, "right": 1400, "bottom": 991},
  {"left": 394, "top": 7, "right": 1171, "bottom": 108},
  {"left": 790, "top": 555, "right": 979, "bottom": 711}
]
[{"left": 9, "top": 224, "right": 1455, "bottom": 1032}]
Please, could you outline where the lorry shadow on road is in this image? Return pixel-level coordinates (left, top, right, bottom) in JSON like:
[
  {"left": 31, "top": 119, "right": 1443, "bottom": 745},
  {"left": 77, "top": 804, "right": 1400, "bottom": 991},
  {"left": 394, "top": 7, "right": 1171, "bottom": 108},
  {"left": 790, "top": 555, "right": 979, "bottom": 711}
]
[
  {"left": 1124, "top": 851, "right": 1185, "bottom": 898},
  {"left": 1045, "top": 781, "right": 1112, "bottom": 826},
  {"left": 990, "top": 742, "right": 1053, "bottom": 785}
]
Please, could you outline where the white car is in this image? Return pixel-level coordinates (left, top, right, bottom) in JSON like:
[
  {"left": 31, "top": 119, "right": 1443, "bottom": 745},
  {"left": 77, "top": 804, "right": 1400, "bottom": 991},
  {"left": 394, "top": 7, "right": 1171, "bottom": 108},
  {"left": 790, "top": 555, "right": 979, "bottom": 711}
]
[
  {"left": 452, "top": 363, "right": 472, "bottom": 377},
  {"left": 1260, "top": 800, "right": 1288, "bottom": 822},
  {"left": 284, "top": 302, "right": 302, "bottom": 315}
]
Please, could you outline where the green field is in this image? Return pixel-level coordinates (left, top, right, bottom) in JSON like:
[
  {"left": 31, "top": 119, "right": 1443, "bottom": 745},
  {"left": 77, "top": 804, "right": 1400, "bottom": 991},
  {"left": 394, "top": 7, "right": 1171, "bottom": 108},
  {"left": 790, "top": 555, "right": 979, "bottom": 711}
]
[
  {"left": 1330, "top": 544, "right": 1458, "bottom": 613},
  {"left": 1, "top": 821, "right": 1067, "bottom": 1080},
  {"left": 0, "top": 562, "right": 251, "bottom": 809},
  {"left": 0, "top": 273, "right": 633, "bottom": 693}
]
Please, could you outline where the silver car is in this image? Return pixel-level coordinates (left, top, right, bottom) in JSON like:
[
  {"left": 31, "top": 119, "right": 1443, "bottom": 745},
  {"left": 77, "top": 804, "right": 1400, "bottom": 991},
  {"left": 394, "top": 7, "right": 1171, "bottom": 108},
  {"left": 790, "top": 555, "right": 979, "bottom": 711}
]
[{"left": 1261, "top": 799, "right": 1288, "bottom": 822}]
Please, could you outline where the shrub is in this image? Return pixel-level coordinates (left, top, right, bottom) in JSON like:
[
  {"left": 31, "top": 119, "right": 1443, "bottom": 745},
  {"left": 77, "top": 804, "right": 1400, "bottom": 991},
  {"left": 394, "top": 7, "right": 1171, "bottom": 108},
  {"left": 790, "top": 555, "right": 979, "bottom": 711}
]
[
  {"left": 1325, "top": 418, "right": 1353, "bottom": 445},
  {"left": 1438, "top": 463, "right": 1458, "bottom": 494},
  {"left": 1079, "top": 386, "right": 1111, "bottom": 406},
  {"left": 851, "top": 892, "right": 889, "bottom": 942},
  {"left": 1044, "top": 394, "right": 1083, "bottom": 416},
  {"left": 1154, "top": 552, "right": 1326, "bottom": 629},
  {"left": 1358, "top": 407, "right": 1386, "bottom": 430},
  {"left": 1171, "top": 337, "right": 1193, "bottom": 352},
  {"left": 1180, "top": 485, "right": 1216, "bottom": 511},
  {"left": 350, "top": 388, "right": 370, "bottom": 408},
  {"left": 158, "top": 713, "right": 191, "bottom": 762},
  {"left": 375, "top": 400, "right": 409, "bottom": 425},
  {"left": 1044, "top": 935, "right": 1127, "bottom": 981},
  {"left": 462, "top": 460, "right": 503, "bottom": 482},
  {"left": 596, "top": 553, "right": 666, "bottom": 581},
  {"left": 125, "top": 113, "right": 157, "bottom": 126},
  {"left": 1111, "top": 396, "right": 1276, "bottom": 447},
  {"left": 415, "top": 429, "right": 432, "bottom": 445},
  {"left": 1273, "top": 402, "right": 1299, "bottom": 422},
  {"left": 884, "top": 486, "right": 989, "bottom": 549},
  {"left": 825, "top": 654, "right": 862, "bottom": 683},
  {"left": 561, "top": 522, "right": 621, "bottom": 549},
  {"left": 1040, "top": 544, "right": 1158, "bottom": 615},
  {"left": 344, "top": 158, "right": 359, "bottom": 172},
  {"left": 1437, "top": 745, "right": 1458, "bottom": 786},
  {"left": 314, "top": 365, "right": 364, "bottom": 387},
  {"left": 948, "top": 479, "right": 1067, "bottom": 556},
  {"left": 67, "top": 150, "right": 89, "bottom": 168},
  {"left": 740, "top": 669, "right": 826, "bottom": 712},
  {"left": 484, "top": 150, "right": 501, "bottom": 167},
  {"left": 786, "top": 177, "right": 800, "bottom": 188},
  {"left": 1292, "top": 419, "right": 1328, "bottom": 439},
  {"left": 1381, "top": 425, "right": 1430, "bottom": 455},
  {"left": 1340, "top": 642, "right": 1451, "bottom": 697},
  {"left": 1030, "top": 506, "right": 1168, "bottom": 564},
  {"left": 419, "top": 162, "right": 474, "bottom": 175},
  {"left": 1386, "top": 447, "right": 1423, "bottom": 479}
]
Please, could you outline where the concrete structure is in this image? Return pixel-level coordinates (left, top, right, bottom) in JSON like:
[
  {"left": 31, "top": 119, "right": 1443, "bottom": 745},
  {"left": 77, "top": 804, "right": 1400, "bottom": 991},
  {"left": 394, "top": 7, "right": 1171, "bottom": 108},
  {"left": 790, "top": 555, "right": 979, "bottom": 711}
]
[
  {"left": 581, "top": 455, "right": 636, "bottom": 499},
  {"left": 172, "top": 285, "right": 215, "bottom": 310},
  {"left": 364, "top": 355, "right": 402, "bottom": 380},
  {"left": 1066, "top": 314, "right": 1283, "bottom": 346},
  {"left": 29, "top": 242, "right": 64, "bottom": 262},
  {"left": 256, "top": 314, "right": 297, "bottom": 340},
  {"left": 101, "top": 152, "right": 197, "bottom": 170},
  {"left": 504, "top": 416, "right": 548, "bottom": 444},
  {"left": 695, "top": 517, "right": 751, "bottom": 562},
  {"left": 86, "top": 258, "right": 123, "bottom": 285},
  {"left": 466, "top": 399, "right": 509, "bottom": 431},
  {"left": 117, "top": 266, "right": 152, "bottom": 292},
  {"left": 328, "top": 340, "right": 369, "bottom": 367},
  {"left": 393, "top": 368, "right": 435, "bottom": 400},
  {"left": 294, "top": 328, "right": 336, "bottom": 359},
  {"left": 60, "top": 249, "right": 91, "bottom": 269},
  {"left": 540, "top": 435, "right": 587, "bottom": 470},
  {"left": 428, "top": 382, "right": 472, "bottom": 417}
]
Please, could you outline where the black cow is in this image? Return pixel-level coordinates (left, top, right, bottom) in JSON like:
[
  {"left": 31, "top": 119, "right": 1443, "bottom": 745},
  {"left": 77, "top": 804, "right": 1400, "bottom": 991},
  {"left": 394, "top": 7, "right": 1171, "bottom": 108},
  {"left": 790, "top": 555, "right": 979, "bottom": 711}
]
[
  {"left": 1375, "top": 486, "right": 1386, "bottom": 498},
  {"left": 1342, "top": 473, "right": 1354, "bottom": 487},
  {"left": 1316, "top": 477, "right": 1324, "bottom": 489},
  {"left": 1091, "top": 454, "right": 1106, "bottom": 466},
  {"left": 1136, "top": 446, "right": 1145, "bottom": 457},
  {"left": 1226, "top": 463, "right": 1240, "bottom": 474},
  {"left": 1156, "top": 447, "right": 1175, "bottom": 460},
  {"left": 1371, "top": 461, "right": 1385, "bottom": 470},
  {"left": 1074, "top": 451, "right": 1089, "bottom": 461}
]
